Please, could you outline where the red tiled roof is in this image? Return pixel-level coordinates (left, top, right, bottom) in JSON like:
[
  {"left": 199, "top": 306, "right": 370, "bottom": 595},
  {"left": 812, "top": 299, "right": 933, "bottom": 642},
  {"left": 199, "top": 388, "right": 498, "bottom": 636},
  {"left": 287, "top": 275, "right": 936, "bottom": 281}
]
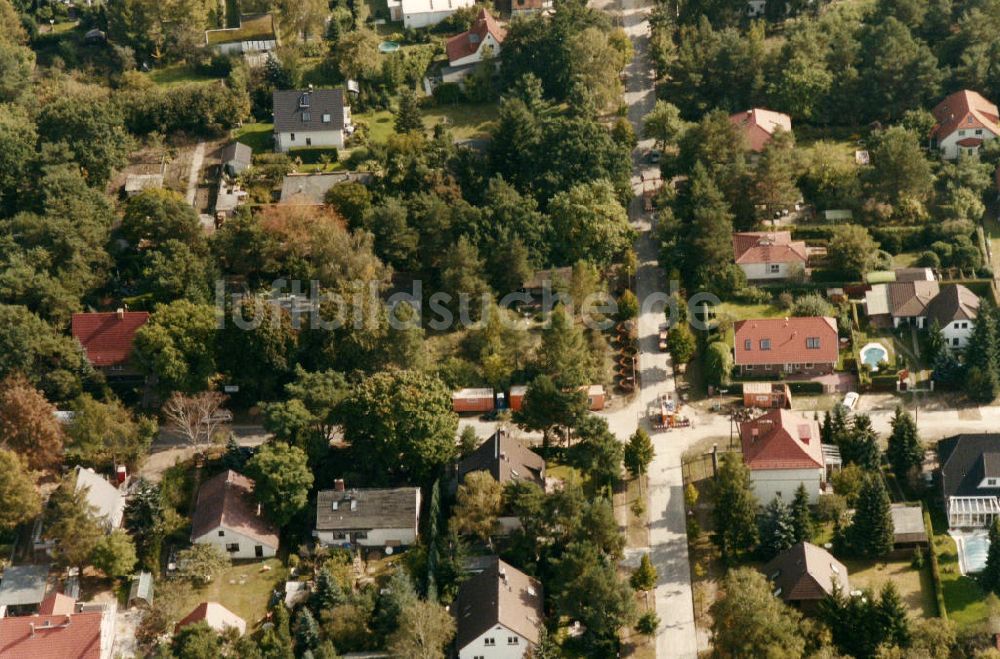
[
  {"left": 957, "top": 137, "right": 984, "bottom": 147},
  {"left": 71, "top": 311, "right": 150, "bottom": 367},
  {"left": 175, "top": 601, "right": 246, "bottom": 634},
  {"left": 191, "top": 470, "right": 279, "bottom": 549},
  {"left": 446, "top": 9, "right": 506, "bottom": 64},
  {"left": 732, "top": 231, "right": 808, "bottom": 265},
  {"left": 0, "top": 608, "right": 104, "bottom": 659},
  {"left": 38, "top": 593, "right": 75, "bottom": 616},
  {"left": 932, "top": 90, "right": 1000, "bottom": 139},
  {"left": 733, "top": 316, "right": 838, "bottom": 367},
  {"left": 740, "top": 409, "right": 824, "bottom": 470},
  {"left": 729, "top": 108, "right": 792, "bottom": 152}
]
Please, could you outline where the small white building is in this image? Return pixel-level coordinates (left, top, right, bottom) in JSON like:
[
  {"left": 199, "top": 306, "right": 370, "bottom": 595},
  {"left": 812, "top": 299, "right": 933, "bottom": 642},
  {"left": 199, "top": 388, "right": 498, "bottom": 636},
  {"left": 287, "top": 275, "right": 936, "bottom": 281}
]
[
  {"left": 932, "top": 90, "right": 1000, "bottom": 160},
  {"left": 74, "top": 466, "right": 126, "bottom": 532},
  {"left": 176, "top": 602, "right": 247, "bottom": 636},
  {"left": 925, "top": 284, "right": 980, "bottom": 350},
  {"left": 732, "top": 231, "right": 808, "bottom": 281},
  {"left": 454, "top": 557, "right": 543, "bottom": 659},
  {"left": 390, "top": 0, "right": 475, "bottom": 28},
  {"left": 739, "top": 409, "right": 828, "bottom": 504},
  {"left": 272, "top": 88, "right": 352, "bottom": 152},
  {"left": 314, "top": 483, "right": 420, "bottom": 549},
  {"left": 190, "top": 470, "right": 280, "bottom": 560}
]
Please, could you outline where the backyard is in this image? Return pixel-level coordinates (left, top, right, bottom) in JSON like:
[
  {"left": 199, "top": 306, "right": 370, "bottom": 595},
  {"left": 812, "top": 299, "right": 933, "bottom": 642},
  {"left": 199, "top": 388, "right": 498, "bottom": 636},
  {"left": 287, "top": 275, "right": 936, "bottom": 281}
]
[
  {"left": 163, "top": 558, "right": 289, "bottom": 628},
  {"left": 929, "top": 507, "right": 991, "bottom": 629},
  {"left": 354, "top": 102, "right": 500, "bottom": 145}
]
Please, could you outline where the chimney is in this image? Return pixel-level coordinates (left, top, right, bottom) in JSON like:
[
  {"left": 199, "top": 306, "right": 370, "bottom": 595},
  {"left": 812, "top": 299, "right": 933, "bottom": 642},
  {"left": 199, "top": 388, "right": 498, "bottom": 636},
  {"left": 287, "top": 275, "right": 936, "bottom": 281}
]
[
  {"left": 257, "top": 503, "right": 262, "bottom": 517},
  {"left": 751, "top": 427, "right": 759, "bottom": 443},
  {"left": 334, "top": 478, "right": 345, "bottom": 492},
  {"left": 29, "top": 623, "right": 34, "bottom": 637},
  {"left": 116, "top": 307, "right": 125, "bottom": 320}
]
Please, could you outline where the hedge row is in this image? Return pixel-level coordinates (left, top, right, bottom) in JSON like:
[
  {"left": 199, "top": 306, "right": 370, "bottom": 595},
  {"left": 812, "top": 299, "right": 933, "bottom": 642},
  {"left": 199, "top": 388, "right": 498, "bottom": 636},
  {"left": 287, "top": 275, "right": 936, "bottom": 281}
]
[{"left": 924, "top": 509, "right": 948, "bottom": 620}]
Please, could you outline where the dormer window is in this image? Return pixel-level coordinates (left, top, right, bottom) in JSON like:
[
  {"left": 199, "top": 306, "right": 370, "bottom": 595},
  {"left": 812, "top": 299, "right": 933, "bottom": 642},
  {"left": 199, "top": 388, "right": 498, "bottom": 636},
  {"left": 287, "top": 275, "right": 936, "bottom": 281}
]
[
  {"left": 760, "top": 339, "right": 771, "bottom": 351},
  {"left": 323, "top": 113, "right": 331, "bottom": 123},
  {"left": 299, "top": 94, "right": 311, "bottom": 108},
  {"left": 302, "top": 112, "right": 311, "bottom": 121},
  {"left": 744, "top": 339, "right": 752, "bottom": 351},
  {"left": 806, "top": 337, "right": 820, "bottom": 349}
]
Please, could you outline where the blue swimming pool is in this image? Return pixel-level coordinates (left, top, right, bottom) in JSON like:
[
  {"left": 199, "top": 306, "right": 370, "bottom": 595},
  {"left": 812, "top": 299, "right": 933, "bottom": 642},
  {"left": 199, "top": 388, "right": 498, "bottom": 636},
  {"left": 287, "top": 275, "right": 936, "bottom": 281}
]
[
  {"left": 955, "top": 530, "right": 991, "bottom": 574},
  {"left": 860, "top": 342, "right": 889, "bottom": 371},
  {"left": 378, "top": 41, "right": 400, "bottom": 53}
]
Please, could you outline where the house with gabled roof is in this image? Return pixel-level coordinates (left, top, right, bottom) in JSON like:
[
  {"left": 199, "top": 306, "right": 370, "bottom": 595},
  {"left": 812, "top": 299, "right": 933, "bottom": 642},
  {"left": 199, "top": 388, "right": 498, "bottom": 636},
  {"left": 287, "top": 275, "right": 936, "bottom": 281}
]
[
  {"left": 732, "top": 231, "right": 808, "bottom": 281},
  {"left": 932, "top": 90, "right": 1000, "bottom": 159},
  {"left": 190, "top": 470, "right": 279, "bottom": 560},
  {"left": 175, "top": 601, "right": 247, "bottom": 636},
  {"left": 315, "top": 483, "right": 420, "bottom": 550},
  {"left": 454, "top": 556, "right": 543, "bottom": 659},
  {"left": 938, "top": 433, "right": 1000, "bottom": 527},
  {"left": 925, "top": 283, "right": 980, "bottom": 349},
  {"left": 71, "top": 310, "right": 149, "bottom": 376},
  {"left": 458, "top": 430, "right": 545, "bottom": 533},
  {"left": 0, "top": 593, "right": 116, "bottom": 659},
  {"left": 272, "top": 88, "right": 352, "bottom": 152},
  {"left": 74, "top": 467, "right": 125, "bottom": 532},
  {"left": 447, "top": 9, "right": 506, "bottom": 68},
  {"left": 762, "top": 542, "right": 849, "bottom": 613},
  {"left": 733, "top": 317, "right": 839, "bottom": 377},
  {"left": 739, "top": 409, "right": 827, "bottom": 503},
  {"left": 729, "top": 108, "right": 792, "bottom": 152}
]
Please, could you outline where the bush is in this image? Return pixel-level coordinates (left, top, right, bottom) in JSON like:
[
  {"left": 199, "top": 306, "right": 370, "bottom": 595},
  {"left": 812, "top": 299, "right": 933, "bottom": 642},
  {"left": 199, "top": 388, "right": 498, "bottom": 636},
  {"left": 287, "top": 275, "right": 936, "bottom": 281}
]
[
  {"left": 925, "top": 510, "right": 948, "bottom": 620},
  {"left": 816, "top": 493, "right": 846, "bottom": 522},
  {"left": 916, "top": 251, "right": 940, "bottom": 268},
  {"left": 911, "top": 546, "right": 924, "bottom": 569},
  {"left": 432, "top": 82, "right": 465, "bottom": 105}
]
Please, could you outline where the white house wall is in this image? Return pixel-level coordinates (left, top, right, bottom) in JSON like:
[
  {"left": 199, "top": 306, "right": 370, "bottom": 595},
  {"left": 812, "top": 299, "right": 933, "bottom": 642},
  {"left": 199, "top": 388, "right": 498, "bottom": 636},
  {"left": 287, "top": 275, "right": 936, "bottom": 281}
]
[
  {"left": 315, "top": 526, "right": 418, "bottom": 548},
  {"left": 943, "top": 319, "right": 974, "bottom": 349},
  {"left": 403, "top": 1, "right": 474, "bottom": 29},
  {"left": 193, "top": 526, "right": 277, "bottom": 560},
  {"left": 458, "top": 624, "right": 534, "bottom": 659},
  {"left": 275, "top": 129, "right": 345, "bottom": 152},
  {"left": 451, "top": 33, "right": 502, "bottom": 67},
  {"left": 938, "top": 128, "right": 998, "bottom": 159},
  {"left": 750, "top": 468, "right": 824, "bottom": 504},
  {"left": 738, "top": 262, "right": 800, "bottom": 281}
]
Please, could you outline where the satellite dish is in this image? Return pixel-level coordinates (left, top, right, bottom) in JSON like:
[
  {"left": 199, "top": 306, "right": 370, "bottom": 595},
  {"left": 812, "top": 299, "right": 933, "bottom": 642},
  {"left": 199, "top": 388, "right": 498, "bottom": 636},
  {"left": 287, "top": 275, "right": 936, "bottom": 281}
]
[{"left": 385, "top": 546, "right": 394, "bottom": 555}]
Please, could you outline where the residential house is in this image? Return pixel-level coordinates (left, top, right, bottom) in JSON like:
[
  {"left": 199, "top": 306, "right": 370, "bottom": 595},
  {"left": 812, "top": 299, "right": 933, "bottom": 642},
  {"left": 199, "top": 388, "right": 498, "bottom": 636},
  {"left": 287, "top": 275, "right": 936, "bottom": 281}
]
[
  {"left": 0, "top": 565, "right": 50, "bottom": 617},
  {"left": 190, "top": 470, "right": 279, "bottom": 560},
  {"left": 938, "top": 433, "right": 1000, "bottom": 527},
  {"left": 739, "top": 409, "right": 827, "bottom": 504},
  {"left": 925, "top": 284, "right": 980, "bottom": 349},
  {"left": 71, "top": 310, "right": 149, "bottom": 376},
  {"left": 315, "top": 483, "right": 421, "bottom": 549},
  {"left": 732, "top": 231, "right": 808, "bottom": 281},
  {"left": 123, "top": 174, "right": 163, "bottom": 197},
  {"left": 732, "top": 316, "right": 839, "bottom": 376},
  {"left": 931, "top": 89, "right": 999, "bottom": 160},
  {"left": 454, "top": 557, "right": 543, "bottom": 659},
  {"left": 762, "top": 542, "right": 849, "bottom": 613},
  {"left": 221, "top": 142, "right": 252, "bottom": 177},
  {"left": 176, "top": 602, "right": 247, "bottom": 636},
  {"left": 0, "top": 593, "right": 116, "bottom": 659},
  {"left": 429, "top": 9, "right": 506, "bottom": 90},
  {"left": 273, "top": 88, "right": 352, "bottom": 152},
  {"left": 458, "top": 431, "right": 545, "bottom": 533},
  {"left": 728, "top": 108, "right": 792, "bottom": 152},
  {"left": 388, "top": 0, "right": 476, "bottom": 28},
  {"left": 74, "top": 467, "right": 125, "bottom": 532}
]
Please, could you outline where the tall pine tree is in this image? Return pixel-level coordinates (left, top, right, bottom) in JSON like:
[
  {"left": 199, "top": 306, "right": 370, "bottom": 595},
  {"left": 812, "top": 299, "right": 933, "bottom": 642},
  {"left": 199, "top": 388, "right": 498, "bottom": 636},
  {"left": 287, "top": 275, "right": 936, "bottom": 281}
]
[
  {"left": 981, "top": 518, "right": 1000, "bottom": 594},
  {"left": 965, "top": 301, "right": 999, "bottom": 403},
  {"left": 758, "top": 497, "right": 797, "bottom": 560},
  {"left": 848, "top": 474, "right": 894, "bottom": 558},
  {"left": 790, "top": 483, "right": 813, "bottom": 543},
  {"left": 845, "top": 413, "right": 881, "bottom": 471},
  {"left": 712, "top": 453, "right": 760, "bottom": 562},
  {"left": 886, "top": 406, "right": 922, "bottom": 484}
]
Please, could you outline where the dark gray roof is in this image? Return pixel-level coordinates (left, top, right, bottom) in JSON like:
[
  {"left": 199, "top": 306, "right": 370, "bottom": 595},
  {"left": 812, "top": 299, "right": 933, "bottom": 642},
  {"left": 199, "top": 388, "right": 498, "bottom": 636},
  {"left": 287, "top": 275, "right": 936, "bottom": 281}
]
[
  {"left": 315, "top": 487, "right": 420, "bottom": 532},
  {"left": 458, "top": 431, "right": 545, "bottom": 489},
  {"left": 939, "top": 434, "right": 1000, "bottom": 499},
  {"left": 273, "top": 89, "right": 346, "bottom": 133},
  {"left": 454, "top": 557, "right": 543, "bottom": 650},
  {"left": 222, "top": 142, "right": 252, "bottom": 166},
  {"left": 925, "top": 284, "right": 980, "bottom": 326},
  {"left": 762, "top": 542, "right": 849, "bottom": 603},
  {"left": 128, "top": 571, "right": 154, "bottom": 605},
  {"left": 890, "top": 504, "right": 928, "bottom": 544},
  {"left": 894, "top": 267, "right": 935, "bottom": 282},
  {"left": 0, "top": 565, "right": 50, "bottom": 607}
]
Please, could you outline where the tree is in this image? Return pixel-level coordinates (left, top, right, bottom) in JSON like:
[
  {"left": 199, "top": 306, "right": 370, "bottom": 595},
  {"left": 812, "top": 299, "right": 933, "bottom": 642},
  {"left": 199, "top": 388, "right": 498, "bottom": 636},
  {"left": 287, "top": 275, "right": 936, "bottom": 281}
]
[
  {"left": 450, "top": 471, "right": 503, "bottom": 546},
  {"left": 275, "top": 0, "right": 328, "bottom": 41},
  {"left": 65, "top": 395, "right": 155, "bottom": 470},
  {"left": 124, "top": 478, "right": 166, "bottom": 572},
  {"left": 548, "top": 180, "right": 634, "bottom": 267},
  {"left": 245, "top": 442, "right": 314, "bottom": 528},
  {"left": 624, "top": 428, "right": 655, "bottom": 482},
  {"left": 791, "top": 293, "right": 834, "bottom": 318},
  {"left": 630, "top": 553, "right": 657, "bottom": 591},
  {"left": 293, "top": 608, "right": 321, "bottom": 653},
  {"left": 0, "top": 103, "right": 36, "bottom": 211},
  {"left": 704, "top": 341, "right": 733, "bottom": 388},
  {"left": 333, "top": 28, "right": 380, "bottom": 80},
  {"left": 847, "top": 474, "right": 894, "bottom": 557},
  {"left": 924, "top": 318, "right": 945, "bottom": 362},
  {"left": 859, "top": 18, "right": 942, "bottom": 122},
  {"left": 217, "top": 294, "right": 299, "bottom": 404},
  {"left": 0, "top": 448, "right": 40, "bottom": 531},
  {"left": 878, "top": 581, "right": 911, "bottom": 649},
  {"left": 0, "top": 375, "right": 64, "bottom": 470},
  {"left": 843, "top": 413, "right": 881, "bottom": 471},
  {"left": 752, "top": 130, "right": 800, "bottom": 219},
  {"left": 617, "top": 290, "right": 639, "bottom": 321},
  {"left": 643, "top": 100, "right": 687, "bottom": 149},
  {"left": 514, "top": 374, "right": 588, "bottom": 446},
  {"left": 374, "top": 568, "right": 419, "bottom": 643},
  {"left": 552, "top": 542, "right": 636, "bottom": 650},
  {"left": 386, "top": 599, "right": 456, "bottom": 659},
  {"left": 440, "top": 236, "right": 493, "bottom": 321},
  {"left": 162, "top": 391, "right": 229, "bottom": 447},
  {"left": 172, "top": 621, "right": 222, "bottom": 659},
  {"left": 887, "top": 406, "right": 922, "bottom": 484},
  {"left": 0, "top": 304, "right": 92, "bottom": 402},
  {"left": 666, "top": 323, "right": 696, "bottom": 365},
  {"left": 176, "top": 544, "right": 231, "bottom": 586},
  {"left": 790, "top": 483, "right": 813, "bottom": 543},
  {"left": 394, "top": 90, "right": 424, "bottom": 134},
  {"left": 262, "top": 367, "right": 349, "bottom": 465},
  {"left": 133, "top": 300, "right": 218, "bottom": 394},
  {"left": 965, "top": 302, "right": 999, "bottom": 403},
  {"left": 712, "top": 453, "right": 759, "bottom": 561},
  {"left": 536, "top": 306, "right": 597, "bottom": 388},
  {"left": 339, "top": 370, "right": 459, "bottom": 483},
  {"left": 680, "top": 164, "right": 737, "bottom": 290},
  {"left": 710, "top": 568, "right": 806, "bottom": 657},
  {"left": 325, "top": 182, "right": 372, "bottom": 228},
  {"left": 636, "top": 611, "right": 660, "bottom": 637},
  {"left": 92, "top": 529, "right": 138, "bottom": 578},
  {"left": 37, "top": 89, "right": 132, "bottom": 186},
  {"left": 568, "top": 416, "right": 624, "bottom": 489},
  {"left": 982, "top": 518, "right": 1000, "bottom": 594},
  {"left": 45, "top": 478, "right": 103, "bottom": 571},
  {"left": 864, "top": 125, "right": 936, "bottom": 205},
  {"left": 758, "top": 497, "right": 797, "bottom": 560},
  {"left": 827, "top": 224, "right": 879, "bottom": 279}
]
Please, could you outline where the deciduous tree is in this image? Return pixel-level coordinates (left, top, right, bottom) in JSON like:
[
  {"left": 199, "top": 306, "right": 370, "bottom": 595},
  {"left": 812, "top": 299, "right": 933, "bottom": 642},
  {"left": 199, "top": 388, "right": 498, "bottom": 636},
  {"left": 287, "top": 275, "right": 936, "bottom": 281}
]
[
  {"left": 450, "top": 471, "right": 502, "bottom": 546},
  {"left": 710, "top": 568, "right": 806, "bottom": 658},
  {"left": 92, "top": 529, "right": 138, "bottom": 578},
  {"left": 134, "top": 300, "right": 218, "bottom": 394},
  {"left": 0, "top": 374, "right": 63, "bottom": 470},
  {"left": 0, "top": 448, "right": 40, "bottom": 531},
  {"left": 162, "top": 391, "right": 229, "bottom": 447},
  {"left": 387, "top": 599, "right": 456, "bottom": 659},
  {"left": 245, "top": 442, "right": 314, "bottom": 528},
  {"left": 176, "top": 543, "right": 230, "bottom": 586}
]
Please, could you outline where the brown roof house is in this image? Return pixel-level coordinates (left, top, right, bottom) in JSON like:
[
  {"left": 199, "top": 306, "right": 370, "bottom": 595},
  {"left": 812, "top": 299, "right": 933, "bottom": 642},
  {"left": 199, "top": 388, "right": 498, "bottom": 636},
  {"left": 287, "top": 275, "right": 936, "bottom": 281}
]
[
  {"left": 932, "top": 90, "right": 1000, "bottom": 160},
  {"left": 740, "top": 409, "right": 827, "bottom": 504},
  {"left": 315, "top": 483, "right": 420, "bottom": 550},
  {"left": 729, "top": 108, "right": 792, "bottom": 152},
  {"left": 71, "top": 310, "right": 149, "bottom": 376},
  {"left": 925, "top": 283, "right": 980, "bottom": 350},
  {"left": 866, "top": 282, "right": 979, "bottom": 344},
  {"left": 428, "top": 10, "right": 507, "bottom": 93},
  {"left": 732, "top": 231, "right": 808, "bottom": 281},
  {"left": 458, "top": 430, "right": 545, "bottom": 534},
  {"left": 763, "top": 542, "right": 849, "bottom": 612},
  {"left": 190, "top": 470, "right": 279, "bottom": 560},
  {"left": 454, "top": 557, "right": 543, "bottom": 659},
  {"left": 733, "top": 317, "right": 839, "bottom": 377}
]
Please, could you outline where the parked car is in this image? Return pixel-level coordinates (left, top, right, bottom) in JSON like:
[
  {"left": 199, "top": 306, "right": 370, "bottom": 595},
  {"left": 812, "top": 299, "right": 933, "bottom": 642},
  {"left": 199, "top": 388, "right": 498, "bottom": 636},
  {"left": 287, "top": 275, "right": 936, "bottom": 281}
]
[{"left": 841, "top": 391, "right": 859, "bottom": 411}]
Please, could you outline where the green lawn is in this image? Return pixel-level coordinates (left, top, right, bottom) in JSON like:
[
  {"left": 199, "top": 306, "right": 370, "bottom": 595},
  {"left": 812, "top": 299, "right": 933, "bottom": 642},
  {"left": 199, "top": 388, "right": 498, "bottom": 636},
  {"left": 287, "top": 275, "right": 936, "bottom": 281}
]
[
  {"left": 891, "top": 251, "right": 922, "bottom": 268},
  {"left": 354, "top": 102, "right": 500, "bottom": 145},
  {"left": 353, "top": 110, "right": 398, "bottom": 144},
  {"left": 148, "top": 64, "right": 220, "bottom": 87},
  {"left": 205, "top": 13, "right": 275, "bottom": 44},
  {"left": 712, "top": 302, "right": 786, "bottom": 321},
  {"left": 933, "top": 531, "right": 990, "bottom": 628},
  {"left": 842, "top": 556, "right": 936, "bottom": 617},
  {"left": 233, "top": 122, "right": 274, "bottom": 153},
  {"left": 169, "top": 559, "right": 288, "bottom": 627}
]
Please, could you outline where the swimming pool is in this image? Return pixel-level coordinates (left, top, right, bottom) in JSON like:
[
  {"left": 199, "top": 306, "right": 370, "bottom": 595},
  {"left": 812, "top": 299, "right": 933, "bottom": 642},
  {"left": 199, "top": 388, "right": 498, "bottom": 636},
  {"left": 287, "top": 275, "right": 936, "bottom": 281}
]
[
  {"left": 378, "top": 40, "right": 401, "bottom": 53},
  {"left": 953, "top": 530, "right": 991, "bottom": 575},
  {"left": 860, "top": 342, "right": 889, "bottom": 372}
]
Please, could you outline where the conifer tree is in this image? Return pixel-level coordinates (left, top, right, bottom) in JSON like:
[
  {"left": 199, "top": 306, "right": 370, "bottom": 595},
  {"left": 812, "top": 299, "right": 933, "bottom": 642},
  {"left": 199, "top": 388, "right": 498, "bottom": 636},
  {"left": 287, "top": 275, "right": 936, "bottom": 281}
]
[
  {"left": 758, "top": 497, "right": 797, "bottom": 560},
  {"left": 790, "top": 483, "right": 813, "bottom": 543},
  {"left": 846, "top": 413, "right": 881, "bottom": 471},
  {"left": 712, "top": 453, "right": 760, "bottom": 561},
  {"left": 886, "top": 406, "right": 922, "bottom": 483},
  {"left": 847, "top": 474, "right": 894, "bottom": 557},
  {"left": 630, "top": 553, "right": 657, "bottom": 591},
  {"left": 981, "top": 518, "right": 1000, "bottom": 594},
  {"left": 878, "top": 581, "right": 911, "bottom": 649}
]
